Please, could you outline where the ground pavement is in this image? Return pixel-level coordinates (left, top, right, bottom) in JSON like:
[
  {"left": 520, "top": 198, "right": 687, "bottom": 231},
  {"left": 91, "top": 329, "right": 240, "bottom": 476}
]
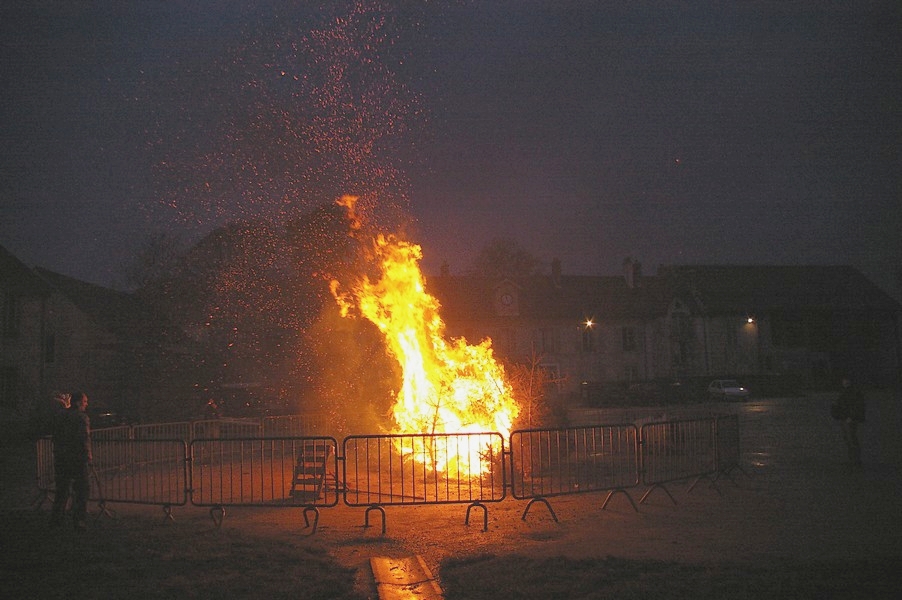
[
  {"left": 9, "top": 392, "right": 901, "bottom": 594},
  {"left": 225, "top": 392, "right": 902, "bottom": 587}
]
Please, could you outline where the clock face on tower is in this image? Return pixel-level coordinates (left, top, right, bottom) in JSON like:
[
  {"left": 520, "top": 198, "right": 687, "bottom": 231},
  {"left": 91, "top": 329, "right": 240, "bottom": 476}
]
[{"left": 501, "top": 293, "right": 513, "bottom": 306}]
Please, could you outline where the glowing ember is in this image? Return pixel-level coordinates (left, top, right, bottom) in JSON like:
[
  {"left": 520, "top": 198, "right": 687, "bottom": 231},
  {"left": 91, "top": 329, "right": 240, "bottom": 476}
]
[{"left": 330, "top": 196, "right": 519, "bottom": 476}]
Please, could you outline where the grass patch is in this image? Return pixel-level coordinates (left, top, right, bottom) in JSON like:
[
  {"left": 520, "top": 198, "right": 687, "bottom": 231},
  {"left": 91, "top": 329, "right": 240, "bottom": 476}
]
[
  {"left": 0, "top": 510, "right": 365, "bottom": 600},
  {"left": 439, "top": 553, "right": 901, "bottom": 599}
]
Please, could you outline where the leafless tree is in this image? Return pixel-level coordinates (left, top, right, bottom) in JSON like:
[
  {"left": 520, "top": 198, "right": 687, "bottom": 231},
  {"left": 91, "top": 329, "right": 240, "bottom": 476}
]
[
  {"left": 507, "top": 350, "right": 565, "bottom": 430},
  {"left": 471, "top": 238, "right": 543, "bottom": 279}
]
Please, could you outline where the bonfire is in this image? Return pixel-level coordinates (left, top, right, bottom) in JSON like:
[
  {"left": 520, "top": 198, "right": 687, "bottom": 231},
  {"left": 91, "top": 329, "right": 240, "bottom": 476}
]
[{"left": 329, "top": 196, "right": 520, "bottom": 476}]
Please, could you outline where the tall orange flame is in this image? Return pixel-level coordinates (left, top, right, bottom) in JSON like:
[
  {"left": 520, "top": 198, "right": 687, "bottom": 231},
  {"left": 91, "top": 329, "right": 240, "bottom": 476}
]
[{"left": 330, "top": 196, "right": 519, "bottom": 476}]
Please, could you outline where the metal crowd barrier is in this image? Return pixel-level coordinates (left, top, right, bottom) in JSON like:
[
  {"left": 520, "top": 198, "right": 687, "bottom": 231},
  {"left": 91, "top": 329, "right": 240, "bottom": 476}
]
[
  {"left": 132, "top": 421, "right": 192, "bottom": 442},
  {"left": 35, "top": 414, "right": 741, "bottom": 533},
  {"left": 191, "top": 418, "right": 262, "bottom": 440},
  {"left": 62, "top": 414, "right": 348, "bottom": 445},
  {"left": 33, "top": 437, "right": 55, "bottom": 507},
  {"left": 714, "top": 414, "right": 743, "bottom": 479},
  {"left": 32, "top": 436, "right": 188, "bottom": 517},
  {"left": 639, "top": 418, "right": 717, "bottom": 504},
  {"left": 509, "top": 424, "right": 640, "bottom": 521},
  {"left": 342, "top": 432, "right": 506, "bottom": 532},
  {"left": 92, "top": 439, "right": 189, "bottom": 518},
  {"left": 91, "top": 425, "right": 131, "bottom": 441},
  {"left": 262, "top": 413, "right": 330, "bottom": 437},
  {"left": 190, "top": 437, "right": 340, "bottom": 531}
]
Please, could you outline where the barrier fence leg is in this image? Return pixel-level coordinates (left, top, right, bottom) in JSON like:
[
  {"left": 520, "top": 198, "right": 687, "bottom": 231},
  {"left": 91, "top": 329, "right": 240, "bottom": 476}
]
[
  {"left": 210, "top": 506, "right": 225, "bottom": 528},
  {"left": 714, "top": 463, "right": 748, "bottom": 485},
  {"left": 91, "top": 466, "right": 117, "bottom": 521},
  {"left": 521, "top": 497, "right": 559, "bottom": 523},
  {"left": 687, "top": 473, "right": 722, "bottom": 495},
  {"left": 302, "top": 505, "right": 320, "bottom": 534},
  {"left": 465, "top": 501, "right": 488, "bottom": 532},
  {"left": 364, "top": 504, "right": 386, "bottom": 535},
  {"left": 638, "top": 484, "right": 676, "bottom": 506},
  {"left": 602, "top": 488, "right": 640, "bottom": 512}
]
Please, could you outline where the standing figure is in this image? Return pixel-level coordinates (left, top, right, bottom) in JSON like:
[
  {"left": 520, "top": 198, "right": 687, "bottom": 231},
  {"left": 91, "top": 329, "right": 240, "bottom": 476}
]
[
  {"left": 50, "top": 391, "right": 93, "bottom": 529},
  {"left": 32, "top": 390, "right": 71, "bottom": 439},
  {"left": 49, "top": 391, "right": 71, "bottom": 527},
  {"left": 832, "top": 378, "right": 866, "bottom": 468},
  {"left": 50, "top": 391, "right": 71, "bottom": 433}
]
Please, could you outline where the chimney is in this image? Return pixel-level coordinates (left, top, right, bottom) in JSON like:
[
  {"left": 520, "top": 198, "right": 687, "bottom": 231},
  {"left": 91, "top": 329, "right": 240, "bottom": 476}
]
[{"left": 551, "top": 258, "right": 561, "bottom": 287}]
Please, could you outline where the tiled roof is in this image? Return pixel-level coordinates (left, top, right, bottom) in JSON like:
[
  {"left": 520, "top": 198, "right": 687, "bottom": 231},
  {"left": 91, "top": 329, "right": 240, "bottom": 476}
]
[
  {"left": 0, "top": 244, "right": 52, "bottom": 295},
  {"left": 427, "top": 265, "right": 900, "bottom": 322},
  {"left": 659, "top": 265, "right": 901, "bottom": 314},
  {"left": 427, "top": 274, "right": 671, "bottom": 321},
  {"left": 34, "top": 268, "right": 157, "bottom": 338}
]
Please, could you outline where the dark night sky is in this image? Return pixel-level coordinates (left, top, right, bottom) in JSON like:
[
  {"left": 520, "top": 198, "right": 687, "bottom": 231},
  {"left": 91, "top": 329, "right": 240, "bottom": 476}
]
[{"left": 2, "top": 1, "right": 900, "bottom": 298}]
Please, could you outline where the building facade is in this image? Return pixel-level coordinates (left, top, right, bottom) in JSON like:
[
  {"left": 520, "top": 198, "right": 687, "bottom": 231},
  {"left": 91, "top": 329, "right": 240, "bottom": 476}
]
[
  {"left": 1, "top": 245, "right": 191, "bottom": 435},
  {"left": 427, "top": 260, "right": 901, "bottom": 404},
  {"left": 4, "top": 240, "right": 900, "bottom": 429}
]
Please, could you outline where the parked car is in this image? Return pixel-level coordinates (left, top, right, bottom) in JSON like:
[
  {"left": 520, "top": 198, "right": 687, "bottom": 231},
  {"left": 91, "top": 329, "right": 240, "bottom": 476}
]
[
  {"left": 91, "top": 411, "right": 127, "bottom": 429},
  {"left": 707, "top": 379, "right": 751, "bottom": 401}
]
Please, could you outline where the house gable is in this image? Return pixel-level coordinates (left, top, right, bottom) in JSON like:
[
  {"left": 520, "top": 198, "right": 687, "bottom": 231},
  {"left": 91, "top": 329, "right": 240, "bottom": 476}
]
[{"left": 493, "top": 279, "right": 520, "bottom": 317}]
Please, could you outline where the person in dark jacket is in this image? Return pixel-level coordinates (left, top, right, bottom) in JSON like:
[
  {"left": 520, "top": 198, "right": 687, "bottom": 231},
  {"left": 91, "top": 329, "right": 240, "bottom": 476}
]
[
  {"left": 49, "top": 391, "right": 71, "bottom": 527},
  {"left": 40, "top": 390, "right": 70, "bottom": 439},
  {"left": 50, "top": 391, "right": 93, "bottom": 529},
  {"left": 49, "top": 391, "right": 71, "bottom": 442},
  {"left": 832, "top": 378, "right": 866, "bottom": 468}
]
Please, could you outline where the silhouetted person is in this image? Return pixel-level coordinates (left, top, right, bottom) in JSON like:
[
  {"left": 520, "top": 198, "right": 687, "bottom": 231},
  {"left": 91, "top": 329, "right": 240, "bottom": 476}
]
[
  {"left": 31, "top": 390, "right": 70, "bottom": 440},
  {"left": 49, "top": 391, "right": 70, "bottom": 435},
  {"left": 832, "top": 378, "right": 866, "bottom": 468},
  {"left": 49, "top": 391, "right": 71, "bottom": 526},
  {"left": 50, "top": 391, "right": 93, "bottom": 529}
]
